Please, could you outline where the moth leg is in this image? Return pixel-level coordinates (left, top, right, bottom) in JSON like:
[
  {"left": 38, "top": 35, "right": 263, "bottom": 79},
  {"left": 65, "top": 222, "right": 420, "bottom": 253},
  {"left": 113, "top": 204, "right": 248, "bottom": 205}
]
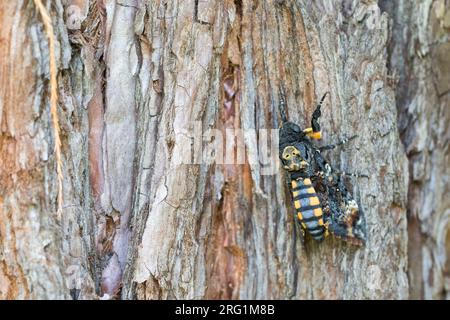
[
  {"left": 303, "top": 92, "right": 329, "bottom": 140},
  {"left": 295, "top": 214, "right": 306, "bottom": 244},
  {"left": 323, "top": 218, "right": 331, "bottom": 238},
  {"left": 335, "top": 171, "right": 369, "bottom": 179},
  {"left": 319, "top": 135, "right": 357, "bottom": 151},
  {"left": 299, "top": 224, "right": 306, "bottom": 239}
]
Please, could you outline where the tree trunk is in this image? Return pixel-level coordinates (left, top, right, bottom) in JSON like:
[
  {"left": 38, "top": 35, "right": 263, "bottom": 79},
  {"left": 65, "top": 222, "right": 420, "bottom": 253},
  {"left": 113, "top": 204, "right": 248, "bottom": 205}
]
[
  {"left": 0, "top": 0, "right": 448, "bottom": 300},
  {"left": 382, "top": 0, "right": 450, "bottom": 299}
]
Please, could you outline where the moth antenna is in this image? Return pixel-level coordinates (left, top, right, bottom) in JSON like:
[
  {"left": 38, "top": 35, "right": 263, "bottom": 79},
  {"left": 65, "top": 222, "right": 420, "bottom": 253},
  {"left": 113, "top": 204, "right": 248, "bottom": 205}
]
[
  {"left": 278, "top": 86, "right": 288, "bottom": 123},
  {"left": 318, "top": 92, "right": 329, "bottom": 108}
]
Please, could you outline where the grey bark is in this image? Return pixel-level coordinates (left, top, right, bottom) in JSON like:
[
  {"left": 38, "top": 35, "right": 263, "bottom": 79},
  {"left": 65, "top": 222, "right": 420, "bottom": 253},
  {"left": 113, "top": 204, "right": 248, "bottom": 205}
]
[
  {"left": 382, "top": 0, "right": 450, "bottom": 299},
  {"left": 0, "top": 0, "right": 448, "bottom": 300}
]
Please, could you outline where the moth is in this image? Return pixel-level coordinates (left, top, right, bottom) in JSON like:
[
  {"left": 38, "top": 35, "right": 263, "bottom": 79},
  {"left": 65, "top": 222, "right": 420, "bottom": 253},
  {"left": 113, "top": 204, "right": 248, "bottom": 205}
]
[{"left": 278, "top": 88, "right": 366, "bottom": 245}]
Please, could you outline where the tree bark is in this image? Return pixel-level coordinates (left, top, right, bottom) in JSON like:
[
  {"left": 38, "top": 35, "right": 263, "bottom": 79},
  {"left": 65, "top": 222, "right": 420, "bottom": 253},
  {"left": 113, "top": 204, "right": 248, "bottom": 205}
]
[
  {"left": 0, "top": 0, "right": 448, "bottom": 300},
  {"left": 381, "top": 0, "right": 450, "bottom": 299}
]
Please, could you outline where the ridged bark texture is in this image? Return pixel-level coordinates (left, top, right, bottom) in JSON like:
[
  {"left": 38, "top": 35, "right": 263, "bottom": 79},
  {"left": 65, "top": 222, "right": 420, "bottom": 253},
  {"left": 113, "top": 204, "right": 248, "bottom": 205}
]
[{"left": 0, "top": 0, "right": 448, "bottom": 300}]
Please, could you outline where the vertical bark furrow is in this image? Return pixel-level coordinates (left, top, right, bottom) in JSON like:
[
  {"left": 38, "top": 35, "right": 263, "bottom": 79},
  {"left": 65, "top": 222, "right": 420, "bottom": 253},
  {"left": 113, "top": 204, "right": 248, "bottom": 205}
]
[{"left": 385, "top": 0, "right": 450, "bottom": 300}]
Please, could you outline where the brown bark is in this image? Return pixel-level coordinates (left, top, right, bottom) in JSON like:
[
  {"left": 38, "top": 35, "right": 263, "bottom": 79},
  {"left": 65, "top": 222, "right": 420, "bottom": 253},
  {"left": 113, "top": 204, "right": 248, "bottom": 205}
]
[
  {"left": 0, "top": 0, "right": 448, "bottom": 300},
  {"left": 382, "top": 0, "right": 450, "bottom": 299}
]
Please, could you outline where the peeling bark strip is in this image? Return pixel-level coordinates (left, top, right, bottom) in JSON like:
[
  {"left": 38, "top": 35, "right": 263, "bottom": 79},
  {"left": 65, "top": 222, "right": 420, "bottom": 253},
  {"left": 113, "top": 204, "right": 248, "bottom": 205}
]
[
  {"left": 0, "top": 0, "right": 81, "bottom": 299},
  {"left": 95, "top": 0, "right": 138, "bottom": 297},
  {"left": 88, "top": 74, "right": 105, "bottom": 208},
  {"left": 204, "top": 12, "right": 245, "bottom": 298},
  {"left": 1, "top": 0, "right": 449, "bottom": 300},
  {"left": 33, "top": 0, "right": 64, "bottom": 217}
]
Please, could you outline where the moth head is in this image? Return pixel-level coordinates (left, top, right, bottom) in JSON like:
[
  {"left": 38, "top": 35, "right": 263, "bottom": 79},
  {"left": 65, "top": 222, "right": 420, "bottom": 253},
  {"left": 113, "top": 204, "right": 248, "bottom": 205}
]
[
  {"left": 281, "top": 145, "right": 310, "bottom": 172},
  {"left": 280, "top": 121, "right": 303, "bottom": 140}
]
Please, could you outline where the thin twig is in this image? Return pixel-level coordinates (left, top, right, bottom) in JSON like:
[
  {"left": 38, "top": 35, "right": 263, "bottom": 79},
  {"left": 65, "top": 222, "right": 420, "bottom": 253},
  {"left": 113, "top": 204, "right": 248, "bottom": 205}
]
[{"left": 34, "top": 0, "right": 63, "bottom": 218}]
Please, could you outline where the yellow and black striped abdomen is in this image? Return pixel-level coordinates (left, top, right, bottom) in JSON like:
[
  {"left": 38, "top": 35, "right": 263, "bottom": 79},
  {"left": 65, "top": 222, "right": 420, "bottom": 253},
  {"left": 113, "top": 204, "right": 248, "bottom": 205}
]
[{"left": 291, "top": 178, "right": 326, "bottom": 241}]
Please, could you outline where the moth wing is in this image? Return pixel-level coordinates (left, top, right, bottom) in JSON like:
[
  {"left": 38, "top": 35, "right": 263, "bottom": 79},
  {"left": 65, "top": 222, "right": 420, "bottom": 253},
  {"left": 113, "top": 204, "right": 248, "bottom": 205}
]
[{"left": 312, "top": 152, "right": 366, "bottom": 245}]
